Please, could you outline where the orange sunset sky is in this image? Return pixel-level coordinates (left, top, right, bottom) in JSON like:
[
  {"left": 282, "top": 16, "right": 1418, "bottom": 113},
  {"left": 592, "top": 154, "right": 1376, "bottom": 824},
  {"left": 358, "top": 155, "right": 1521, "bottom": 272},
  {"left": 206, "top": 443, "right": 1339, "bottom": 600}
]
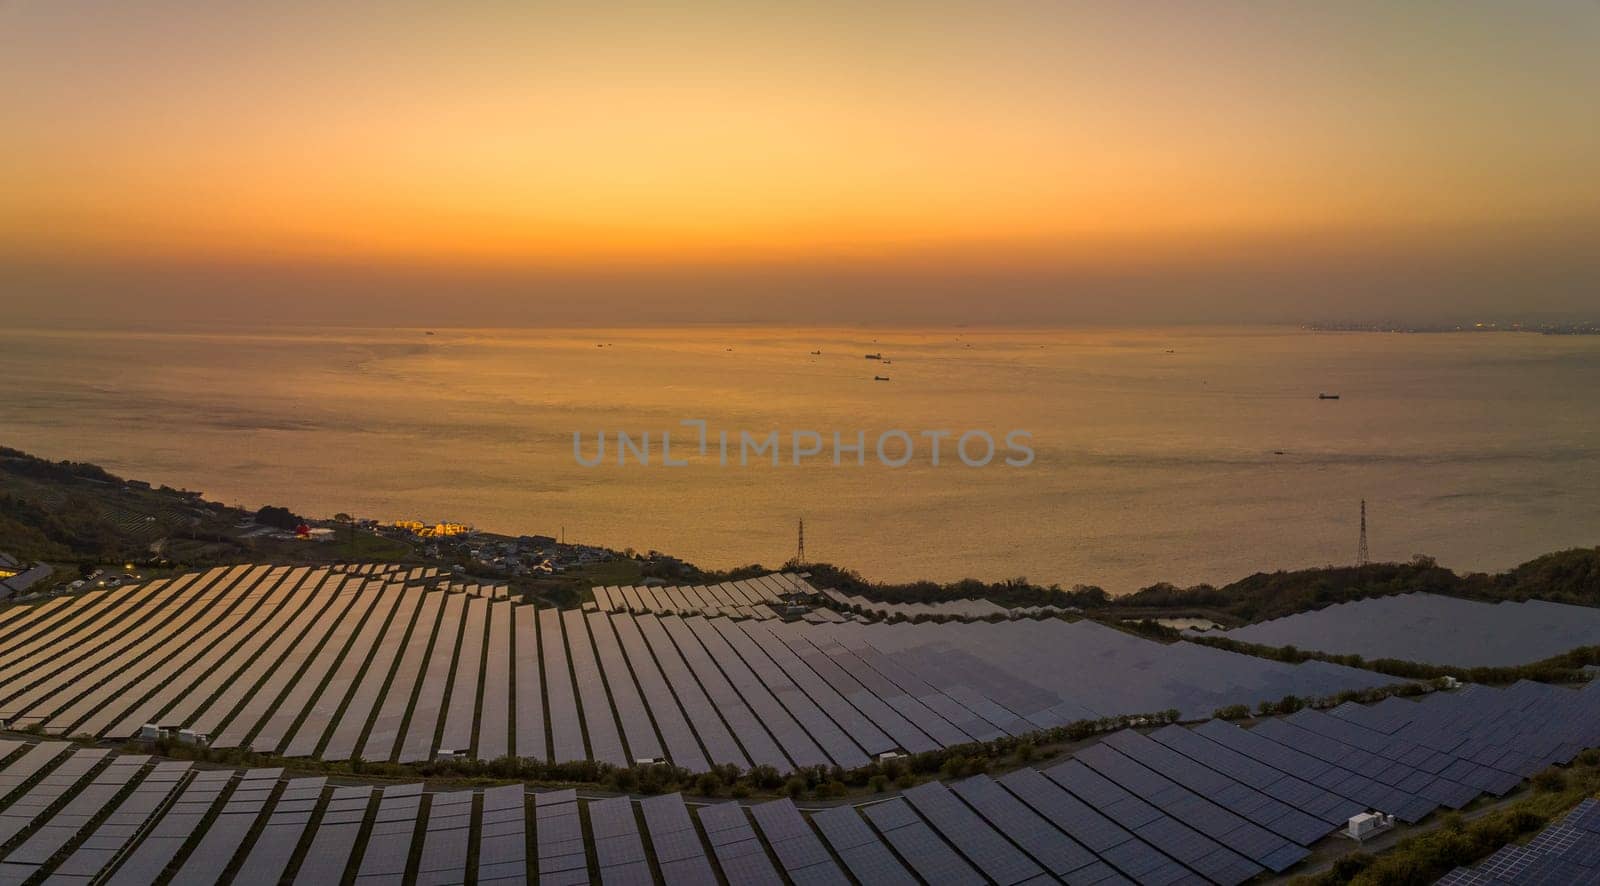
[{"left": 2, "top": 1, "right": 1597, "bottom": 325}]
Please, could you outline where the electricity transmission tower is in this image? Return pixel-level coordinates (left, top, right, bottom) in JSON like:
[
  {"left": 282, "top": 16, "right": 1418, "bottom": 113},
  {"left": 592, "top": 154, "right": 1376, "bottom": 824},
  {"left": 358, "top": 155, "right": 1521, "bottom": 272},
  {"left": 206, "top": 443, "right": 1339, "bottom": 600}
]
[
  {"left": 1357, "top": 500, "right": 1369, "bottom": 567},
  {"left": 795, "top": 518, "right": 806, "bottom": 565}
]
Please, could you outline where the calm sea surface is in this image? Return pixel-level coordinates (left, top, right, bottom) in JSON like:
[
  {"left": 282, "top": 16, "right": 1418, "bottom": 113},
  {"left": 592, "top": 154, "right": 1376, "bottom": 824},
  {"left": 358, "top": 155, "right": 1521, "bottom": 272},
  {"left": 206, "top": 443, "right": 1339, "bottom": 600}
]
[{"left": 2, "top": 325, "right": 1597, "bottom": 591}]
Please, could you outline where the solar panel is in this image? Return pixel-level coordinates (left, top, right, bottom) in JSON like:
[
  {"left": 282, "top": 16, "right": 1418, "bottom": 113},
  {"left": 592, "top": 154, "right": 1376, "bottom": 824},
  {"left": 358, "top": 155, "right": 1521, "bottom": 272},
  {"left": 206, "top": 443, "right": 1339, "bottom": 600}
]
[
  {"left": 45, "top": 760, "right": 190, "bottom": 885},
  {"left": 685, "top": 616, "right": 830, "bottom": 769},
  {"left": 1045, "top": 759, "right": 1263, "bottom": 885},
  {"left": 478, "top": 600, "right": 513, "bottom": 761},
  {"left": 211, "top": 574, "right": 359, "bottom": 749},
  {"left": 618, "top": 586, "right": 646, "bottom": 614},
  {"left": 765, "top": 622, "right": 940, "bottom": 754},
  {"left": 586, "top": 612, "right": 663, "bottom": 764},
  {"left": 671, "top": 585, "right": 706, "bottom": 613},
  {"left": 104, "top": 769, "right": 234, "bottom": 886},
  {"left": 41, "top": 568, "right": 261, "bottom": 736},
  {"left": 80, "top": 570, "right": 267, "bottom": 740},
  {"left": 1223, "top": 592, "right": 1600, "bottom": 668},
  {"left": 0, "top": 593, "right": 104, "bottom": 661},
  {"left": 632, "top": 615, "right": 749, "bottom": 768},
  {"left": 168, "top": 768, "right": 283, "bottom": 886},
  {"left": 710, "top": 619, "right": 868, "bottom": 769},
  {"left": 694, "top": 583, "right": 731, "bottom": 609},
  {"left": 809, "top": 804, "right": 918, "bottom": 886},
  {"left": 660, "top": 616, "right": 789, "bottom": 770},
  {"left": 608, "top": 613, "right": 709, "bottom": 772},
  {"left": 0, "top": 754, "right": 149, "bottom": 884},
  {"left": 538, "top": 608, "right": 587, "bottom": 764},
  {"left": 697, "top": 801, "right": 784, "bottom": 886},
  {"left": 284, "top": 584, "right": 411, "bottom": 758},
  {"left": 639, "top": 794, "right": 717, "bottom": 886},
  {"left": 0, "top": 748, "right": 110, "bottom": 847},
  {"left": 560, "top": 609, "right": 627, "bottom": 766},
  {"left": 511, "top": 604, "right": 545, "bottom": 760},
  {"left": 291, "top": 785, "right": 372, "bottom": 885},
  {"left": 478, "top": 785, "right": 528, "bottom": 885},
  {"left": 0, "top": 594, "right": 72, "bottom": 650},
  {"left": 231, "top": 777, "right": 327, "bottom": 886},
  {"left": 416, "top": 790, "right": 473, "bottom": 886},
  {"left": 321, "top": 587, "right": 426, "bottom": 760},
  {"left": 588, "top": 797, "right": 652, "bottom": 885},
  {"left": 184, "top": 569, "right": 331, "bottom": 737},
  {"left": 438, "top": 596, "right": 489, "bottom": 758},
  {"left": 1249, "top": 718, "right": 1440, "bottom": 821},
  {"left": 398, "top": 592, "right": 467, "bottom": 763},
  {"left": 1289, "top": 708, "right": 1466, "bottom": 777},
  {"left": 251, "top": 580, "right": 384, "bottom": 753},
  {"left": 748, "top": 799, "right": 849, "bottom": 886},
  {"left": 803, "top": 630, "right": 970, "bottom": 747},
  {"left": 1149, "top": 723, "right": 1363, "bottom": 826},
  {"left": 828, "top": 625, "right": 999, "bottom": 742},
  {"left": 948, "top": 774, "right": 1100, "bottom": 878},
  {"left": 354, "top": 782, "right": 424, "bottom": 884},
  {"left": 861, "top": 798, "right": 984, "bottom": 886},
  {"left": 901, "top": 781, "right": 1046, "bottom": 884},
  {"left": 0, "top": 574, "right": 171, "bottom": 713},
  {"left": 0, "top": 741, "right": 71, "bottom": 806},
  {"left": 352, "top": 588, "right": 442, "bottom": 761},
  {"left": 535, "top": 789, "right": 590, "bottom": 886},
  {"left": 1102, "top": 728, "right": 1332, "bottom": 848},
  {"left": 635, "top": 585, "right": 666, "bottom": 613},
  {"left": 658, "top": 586, "right": 691, "bottom": 614},
  {"left": 866, "top": 624, "right": 1037, "bottom": 736}
]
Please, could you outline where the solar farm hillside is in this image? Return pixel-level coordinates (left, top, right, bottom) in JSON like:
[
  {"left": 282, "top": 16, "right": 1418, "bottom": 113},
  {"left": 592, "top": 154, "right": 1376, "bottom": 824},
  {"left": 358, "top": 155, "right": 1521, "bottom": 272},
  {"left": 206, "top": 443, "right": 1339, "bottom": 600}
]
[
  {"left": 1437, "top": 797, "right": 1600, "bottom": 884},
  {"left": 1217, "top": 593, "right": 1600, "bottom": 668},
  {"left": 0, "top": 564, "right": 1394, "bottom": 770},
  {"left": 1, "top": 676, "right": 1599, "bottom": 884}
]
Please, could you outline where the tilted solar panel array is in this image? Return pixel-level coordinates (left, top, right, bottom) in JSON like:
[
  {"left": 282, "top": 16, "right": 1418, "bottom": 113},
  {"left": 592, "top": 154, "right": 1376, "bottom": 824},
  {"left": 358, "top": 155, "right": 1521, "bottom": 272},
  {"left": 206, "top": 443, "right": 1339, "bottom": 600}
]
[
  {"left": 3, "top": 676, "right": 1600, "bottom": 886},
  {"left": 592, "top": 574, "right": 811, "bottom": 620},
  {"left": 0, "top": 563, "right": 1396, "bottom": 774},
  {"left": 819, "top": 585, "right": 1075, "bottom": 622},
  {"left": 1220, "top": 591, "right": 1600, "bottom": 668}
]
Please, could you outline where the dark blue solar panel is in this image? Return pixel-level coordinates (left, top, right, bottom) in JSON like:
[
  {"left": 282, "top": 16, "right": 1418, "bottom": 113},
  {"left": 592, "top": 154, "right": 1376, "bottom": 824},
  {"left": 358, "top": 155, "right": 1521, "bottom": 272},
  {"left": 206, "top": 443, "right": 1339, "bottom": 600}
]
[
  {"left": 948, "top": 775, "right": 1099, "bottom": 878},
  {"left": 861, "top": 799, "right": 984, "bottom": 886},
  {"left": 902, "top": 781, "right": 1045, "bottom": 884}
]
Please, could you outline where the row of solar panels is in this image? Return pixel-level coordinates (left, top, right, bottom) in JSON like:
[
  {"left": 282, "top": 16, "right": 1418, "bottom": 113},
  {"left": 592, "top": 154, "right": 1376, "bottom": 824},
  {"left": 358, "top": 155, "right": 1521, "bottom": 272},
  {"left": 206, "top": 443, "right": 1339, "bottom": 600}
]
[
  {"left": 0, "top": 564, "right": 1391, "bottom": 773},
  {"left": 1437, "top": 797, "right": 1600, "bottom": 885},
  {"left": 7, "top": 675, "right": 1600, "bottom": 884},
  {"left": 438, "top": 582, "right": 512, "bottom": 599},
  {"left": 817, "top": 587, "right": 1071, "bottom": 622},
  {"left": 588, "top": 574, "right": 816, "bottom": 621},
  {"left": 1217, "top": 591, "right": 1600, "bottom": 668}
]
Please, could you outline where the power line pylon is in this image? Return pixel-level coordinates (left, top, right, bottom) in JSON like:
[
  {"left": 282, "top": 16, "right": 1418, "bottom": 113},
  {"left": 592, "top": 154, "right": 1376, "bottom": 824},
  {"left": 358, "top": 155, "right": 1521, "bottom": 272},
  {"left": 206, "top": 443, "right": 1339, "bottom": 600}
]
[
  {"left": 1357, "top": 500, "right": 1369, "bottom": 567},
  {"left": 796, "top": 517, "right": 806, "bottom": 565}
]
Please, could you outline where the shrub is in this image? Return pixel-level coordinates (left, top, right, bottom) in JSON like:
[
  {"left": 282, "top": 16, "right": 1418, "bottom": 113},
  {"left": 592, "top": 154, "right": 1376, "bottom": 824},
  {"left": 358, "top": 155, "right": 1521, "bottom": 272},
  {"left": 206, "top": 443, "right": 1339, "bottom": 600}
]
[
  {"left": 695, "top": 772, "right": 723, "bottom": 797},
  {"left": 1531, "top": 769, "right": 1566, "bottom": 793}
]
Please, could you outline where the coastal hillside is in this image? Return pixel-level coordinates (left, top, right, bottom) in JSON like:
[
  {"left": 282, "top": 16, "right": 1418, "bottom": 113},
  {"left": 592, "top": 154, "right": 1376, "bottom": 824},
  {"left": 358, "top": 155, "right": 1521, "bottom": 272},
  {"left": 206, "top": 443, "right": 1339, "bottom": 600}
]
[
  {"left": 0, "top": 446, "right": 410, "bottom": 568},
  {"left": 4, "top": 444, "right": 1597, "bottom": 619},
  {"left": 790, "top": 550, "right": 1600, "bottom": 625},
  {"left": 1116, "top": 551, "right": 1600, "bottom": 622}
]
